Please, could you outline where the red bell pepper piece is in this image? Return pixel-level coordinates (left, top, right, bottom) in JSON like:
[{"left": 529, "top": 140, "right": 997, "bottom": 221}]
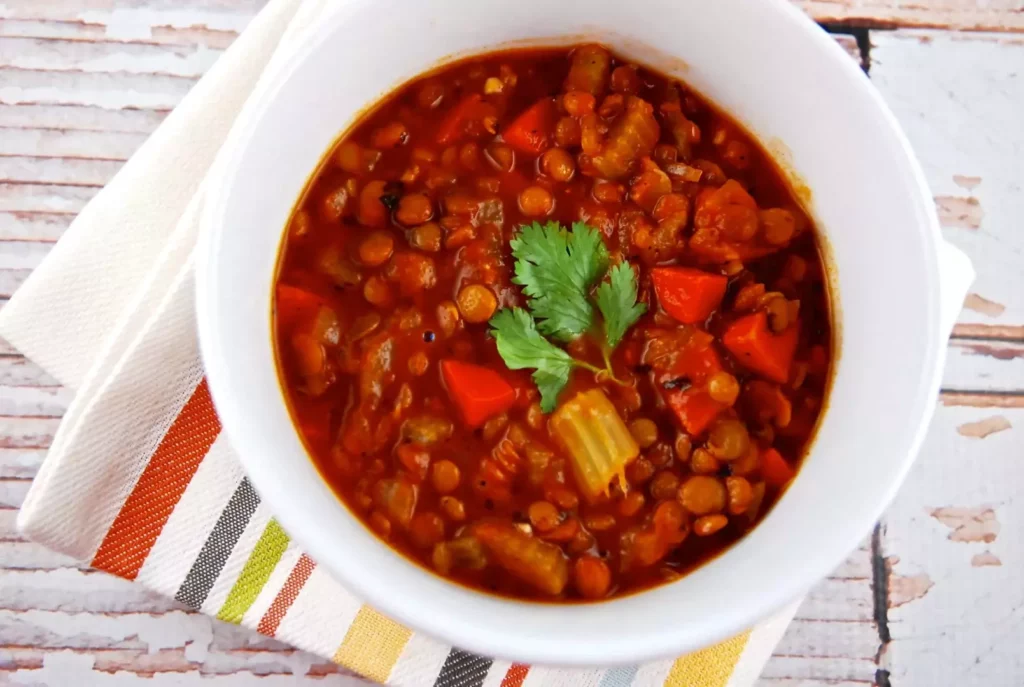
[
  {"left": 651, "top": 267, "right": 728, "bottom": 324},
  {"left": 441, "top": 359, "right": 516, "bottom": 428},
  {"left": 760, "top": 447, "right": 795, "bottom": 487},
  {"left": 663, "top": 387, "right": 726, "bottom": 437},
  {"left": 722, "top": 311, "right": 799, "bottom": 384},
  {"left": 668, "top": 341, "right": 723, "bottom": 386},
  {"left": 501, "top": 98, "right": 557, "bottom": 155}
]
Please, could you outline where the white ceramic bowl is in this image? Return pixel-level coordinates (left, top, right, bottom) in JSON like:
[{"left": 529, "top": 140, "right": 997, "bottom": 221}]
[{"left": 197, "top": 0, "right": 974, "bottom": 666}]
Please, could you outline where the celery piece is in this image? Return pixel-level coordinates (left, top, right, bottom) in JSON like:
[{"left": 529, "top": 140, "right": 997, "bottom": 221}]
[{"left": 550, "top": 388, "right": 640, "bottom": 501}]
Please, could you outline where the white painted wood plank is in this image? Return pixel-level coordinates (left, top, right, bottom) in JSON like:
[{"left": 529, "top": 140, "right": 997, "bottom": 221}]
[
  {"left": 0, "top": 541, "right": 85, "bottom": 570},
  {"left": 0, "top": 448, "right": 47, "bottom": 479},
  {"left": 797, "top": 0, "right": 1024, "bottom": 32},
  {"left": 0, "top": 156, "right": 120, "bottom": 187},
  {"left": 0, "top": 417, "right": 60, "bottom": 450},
  {"left": 0, "top": 182, "right": 96, "bottom": 213},
  {"left": 0, "top": 127, "right": 147, "bottom": 160},
  {"left": 759, "top": 655, "right": 878, "bottom": 683},
  {"left": 796, "top": 578, "right": 875, "bottom": 623},
  {"left": 881, "top": 405, "right": 1023, "bottom": 685},
  {"left": 0, "top": 645, "right": 353, "bottom": 677},
  {"left": 0, "top": 506, "right": 20, "bottom": 539},
  {"left": 0, "top": 478, "right": 31, "bottom": 508},
  {"left": 0, "top": 36, "right": 223, "bottom": 77},
  {"left": 0, "top": 386, "right": 73, "bottom": 418},
  {"left": 0, "top": 241, "right": 53, "bottom": 270},
  {"left": 0, "top": 104, "right": 167, "bottom": 134},
  {"left": 0, "top": 19, "right": 242, "bottom": 50},
  {"left": 774, "top": 618, "right": 878, "bottom": 660},
  {"left": 0, "top": 211, "right": 72, "bottom": 241},
  {"left": 0, "top": 269, "right": 31, "bottom": 298},
  {"left": 871, "top": 31, "right": 1024, "bottom": 330},
  {"left": 942, "top": 339, "right": 1024, "bottom": 393},
  {"left": 0, "top": 356, "right": 61, "bottom": 387},
  {"left": 0, "top": 567, "right": 184, "bottom": 613},
  {"left": 0, "top": 67, "right": 197, "bottom": 110},
  {"left": 758, "top": 681, "right": 874, "bottom": 687},
  {"left": 0, "top": 0, "right": 264, "bottom": 31},
  {"left": 0, "top": 609, "right": 295, "bottom": 652}
]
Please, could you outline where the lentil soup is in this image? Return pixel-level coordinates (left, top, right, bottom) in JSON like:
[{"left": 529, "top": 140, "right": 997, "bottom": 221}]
[{"left": 273, "top": 45, "right": 832, "bottom": 602}]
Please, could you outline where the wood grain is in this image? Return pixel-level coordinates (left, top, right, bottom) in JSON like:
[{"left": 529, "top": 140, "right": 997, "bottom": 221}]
[
  {"left": 0, "top": 3, "right": 1019, "bottom": 686},
  {"left": 870, "top": 29, "right": 1024, "bottom": 334},
  {"left": 797, "top": 0, "right": 1024, "bottom": 32}
]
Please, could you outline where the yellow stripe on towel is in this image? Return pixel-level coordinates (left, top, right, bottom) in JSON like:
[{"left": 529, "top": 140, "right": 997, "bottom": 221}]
[
  {"left": 663, "top": 630, "right": 750, "bottom": 687},
  {"left": 333, "top": 605, "right": 412, "bottom": 683}
]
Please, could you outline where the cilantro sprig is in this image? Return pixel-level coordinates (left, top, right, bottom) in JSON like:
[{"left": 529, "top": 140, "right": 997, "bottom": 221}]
[{"left": 490, "top": 221, "right": 647, "bottom": 412}]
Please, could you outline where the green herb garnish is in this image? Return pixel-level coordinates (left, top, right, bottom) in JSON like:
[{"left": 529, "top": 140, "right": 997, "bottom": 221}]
[
  {"left": 510, "top": 221, "right": 609, "bottom": 342},
  {"left": 490, "top": 221, "right": 647, "bottom": 412},
  {"left": 595, "top": 261, "right": 647, "bottom": 349}
]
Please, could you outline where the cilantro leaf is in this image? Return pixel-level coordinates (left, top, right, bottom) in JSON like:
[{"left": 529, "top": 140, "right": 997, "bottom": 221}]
[
  {"left": 531, "top": 368, "right": 572, "bottom": 413},
  {"left": 510, "top": 221, "right": 609, "bottom": 342},
  {"left": 489, "top": 307, "right": 574, "bottom": 411},
  {"left": 595, "top": 262, "right": 647, "bottom": 348}
]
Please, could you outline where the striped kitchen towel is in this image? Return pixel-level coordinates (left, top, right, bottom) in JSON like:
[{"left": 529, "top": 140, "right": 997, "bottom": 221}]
[
  {"left": 0, "top": 0, "right": 801, "bottom": 684},
  {"left": 72, "top": 379, "right": 798, "bottom": 687}
]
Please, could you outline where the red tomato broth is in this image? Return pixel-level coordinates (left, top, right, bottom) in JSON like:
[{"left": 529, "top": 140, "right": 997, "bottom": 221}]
[{"left": 273, "top": 45, "right": 833, "bottom": 602}]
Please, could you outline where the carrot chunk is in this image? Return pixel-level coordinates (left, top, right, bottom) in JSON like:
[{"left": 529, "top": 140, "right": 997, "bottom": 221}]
[
  {"left": 722, "top": 311, "right": 799, "bottom": 384},
  {"left": 760, "top": 447, "right": 795, "bottom": 487},
  {"left": 652, "top": 267, "right": 728, "bottom": 324},
  {"left": 501, "top": 98, "right": 557, "bottom": 156},
  {"left": 436, "top": 94, "right": 497, "bottom": 145},
  {"left": 664, "top": 388, "right": 726, "bottom": 437},
  {"left": 276, "top": 284, "right": 325, "bottom": 332},
  {"left": 440, "top": 359, "right": 516, "bottom": 428}
]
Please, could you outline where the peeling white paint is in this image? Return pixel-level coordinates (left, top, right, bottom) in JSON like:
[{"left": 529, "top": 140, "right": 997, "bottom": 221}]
[
  {"left": 10, "top": 650, "right": 97, "bottom": 686},
  {"left": 8, "top": 45, "right": 222, "bottom": 79},
  {"left": 1, "top": 609, "right": 213, "bottom": 657},
  {"left": 79, "top": 9, "right": 253, "bottom": 41},
  {"left": 0, "top": 84, "right": 188, "bottom": 111}
]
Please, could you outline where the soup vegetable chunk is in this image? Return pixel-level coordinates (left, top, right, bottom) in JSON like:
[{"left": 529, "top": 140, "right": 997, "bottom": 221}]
[{"left": 274, "top": 45, "right": 832, "bottom": 601}]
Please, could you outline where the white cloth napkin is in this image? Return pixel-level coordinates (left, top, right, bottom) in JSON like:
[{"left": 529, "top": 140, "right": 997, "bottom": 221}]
[{"left": 0, "top": 1, "right": 800, "bottom": 684}]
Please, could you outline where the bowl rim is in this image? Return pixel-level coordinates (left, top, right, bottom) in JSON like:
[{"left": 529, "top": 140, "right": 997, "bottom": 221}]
[{"left": 197, "top": 0, "right": 946, "bottom": 666}]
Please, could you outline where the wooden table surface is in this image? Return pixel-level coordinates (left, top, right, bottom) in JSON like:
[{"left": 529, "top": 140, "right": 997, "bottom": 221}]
[{"left": 1, "top": 2, "right": 1021, "bottom": 685}]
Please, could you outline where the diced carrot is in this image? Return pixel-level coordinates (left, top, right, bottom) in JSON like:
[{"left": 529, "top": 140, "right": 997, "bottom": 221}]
[
  {"left": 760, "top": 447, "right": 794, "bottom": 487},
  {"left": 501, "top": 98, "right": 557, "bottom": 156},
  {"left": 722, "top": 311, "right": 799, "bottom": 384},
  {"left": 436, "top": 94, "right": 497, "bottom": 145},
  {"left": 664, "top": 388, "right": 726, "bottom": 437},
  {"left": 276, "top": 284, "right": 325, "bottom": 332},
  {"left": 440, "top": 359, "right": 516, "bottom": 428},
  {"left": 652, "top": 267, "right": 728, "bottom": 324}
]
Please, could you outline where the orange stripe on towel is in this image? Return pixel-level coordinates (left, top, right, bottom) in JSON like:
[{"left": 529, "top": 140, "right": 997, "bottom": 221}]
[
  {"left": 501, "top": 664, "right": 530, "bottom": 687},
  {"left": 91, "top": 379, "right": 220, "bottom": 579},
  {"left": 257, "top": 553, "right": 316, "bottom": 636}
]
